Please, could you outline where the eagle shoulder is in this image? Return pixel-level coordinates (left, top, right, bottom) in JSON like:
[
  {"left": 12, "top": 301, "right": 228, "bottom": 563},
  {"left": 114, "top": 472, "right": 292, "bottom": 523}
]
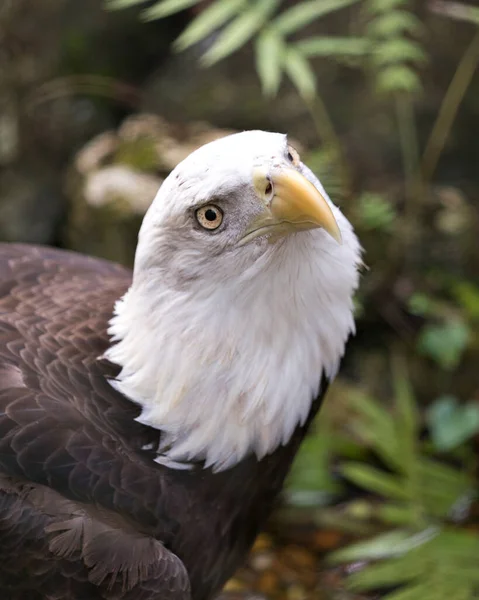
[{"left": 0, "top": 244, "right": 193, "bottom": 598}]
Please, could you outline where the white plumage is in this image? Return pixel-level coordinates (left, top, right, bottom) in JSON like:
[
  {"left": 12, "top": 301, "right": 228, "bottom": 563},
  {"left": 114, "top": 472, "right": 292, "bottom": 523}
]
[{"left": 106, "top": 131, "right": 361, "bottom": 471}]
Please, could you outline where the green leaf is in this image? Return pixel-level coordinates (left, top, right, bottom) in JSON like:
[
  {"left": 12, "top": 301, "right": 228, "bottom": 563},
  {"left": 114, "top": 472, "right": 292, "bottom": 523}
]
[
  {"left": 104, "top": 0, "right": 149, "bottom": 9},
  {"left": 283, "top": 48, "right": 317, "bottom": 100},
  {"left": 141, "top": 0, "right": 203, "bottom": 20},
  {"left": 377, "top": 503, "right": 417, "bottom": 526},
  {"left": 376, "top": 65, "right": 422, "bottom": 94},
  {"left": 255, "top": 28, "right": 284, "bottom": 97},
  {"left": 417, "top": 319, "right": 470, "bottom": 370},
  {"left": 426, "top": 395, "right": 479, "bottom": 451},
  {"left": 372, "top": 39, "right": 427, "bottom": 66},
  {"left": 334, "top": 528, "right": 479, "bottom": 599},
  {"left": 340, "top": 463, "right": 410, "bottom": 501},
  {"left": 174, "top": 0, "right": 247, "bottom": 51},
  {"left": 439, "top": 528, "right": 479, "bottom": 560},
  {"left": 201, "top": 0, "right": 280, "bottom": 66},
  {"left": 392, "top": 355, "right": 419, "bottom": 477},
  {"left": 295, "top": 36, "right": 370, "bottom": 57},
  {"left": 418, "top": 457, "right": 473, "bottom": 518},
  {"left": 387, "top": 580, "right": 477, "bottom": 600},
  {"left": 274, "top": 0, "right": 361, "bottom": 36},
  {"left": 346, "top": 557, "right": 422, "bottom": 592},
  {"left": 330, "top": 528, "right": 436, "bottom": 563},
  {"left": 348, "top": 392, "right": 402, "bottom": 471},
  {"left": 367, "top": 10, "right": 423, "bottom": 37},
  {"left": 407, "top": 292, "right": 434, "bottom": 317},
  {"left": 287, "top": 431, "right": 340, "bottom": 497},
  {"left": 357, "top": 192, "right": 396, "bottom": 231},
  {"left": 453, "top": 281, "right": 479, "bottom": 320},
  {"left": 367, "top": 0, "right": 410, "bottom": 14}
]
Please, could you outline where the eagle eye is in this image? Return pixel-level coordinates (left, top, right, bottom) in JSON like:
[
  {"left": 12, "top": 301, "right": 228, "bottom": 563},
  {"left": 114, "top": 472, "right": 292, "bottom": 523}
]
[{"left": 196, "top": 205, "right": 223, "bottom": 230}]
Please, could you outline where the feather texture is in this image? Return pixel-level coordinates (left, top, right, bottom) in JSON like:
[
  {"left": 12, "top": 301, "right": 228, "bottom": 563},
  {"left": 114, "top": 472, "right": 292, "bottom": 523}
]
[{"left": 0, "top": 243, "right": 328, "bottom": 599}]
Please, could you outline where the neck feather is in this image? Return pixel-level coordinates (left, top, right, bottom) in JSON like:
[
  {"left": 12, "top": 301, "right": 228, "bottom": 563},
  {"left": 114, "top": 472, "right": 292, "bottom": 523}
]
[{"left": 105, "top": 225, "right": 360, "bottom": 471}]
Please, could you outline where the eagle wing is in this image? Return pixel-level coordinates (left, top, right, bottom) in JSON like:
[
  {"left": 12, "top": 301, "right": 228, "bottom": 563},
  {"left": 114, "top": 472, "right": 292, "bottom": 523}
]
[
  {"left": 0, "top": 478, "right": 191, "bottom": 600},
  {"left": 0, "top": 244, "right": 191, "bottom": 600}
]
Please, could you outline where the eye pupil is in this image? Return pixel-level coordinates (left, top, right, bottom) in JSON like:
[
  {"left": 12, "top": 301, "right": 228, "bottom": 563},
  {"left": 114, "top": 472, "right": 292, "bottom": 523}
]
[
  {"left": 287, "top": 152, "right": 294, "bottom": 162},
  {"left": 196, "top": 205, "right": 223, "bottom": 230}
]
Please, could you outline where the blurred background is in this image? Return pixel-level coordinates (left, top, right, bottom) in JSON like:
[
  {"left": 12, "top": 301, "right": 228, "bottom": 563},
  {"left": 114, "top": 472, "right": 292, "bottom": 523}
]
[{"left": 1, "top": 0, "right": 478, "bottom": 598}]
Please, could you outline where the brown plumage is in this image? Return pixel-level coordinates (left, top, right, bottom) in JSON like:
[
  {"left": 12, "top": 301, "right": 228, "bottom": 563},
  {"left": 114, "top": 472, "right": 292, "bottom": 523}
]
[{"left": 0, "top": 243, "right": 326, "bottom": 600}]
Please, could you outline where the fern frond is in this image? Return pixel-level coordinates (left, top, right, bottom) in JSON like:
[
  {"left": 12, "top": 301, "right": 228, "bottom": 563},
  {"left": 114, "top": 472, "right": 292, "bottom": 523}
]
[
  {"left": 376, "top": 64, "right": 422, "bottom": 94},
  {"left": 274, "top": 0, "right": 362, "bottom": 35},
  {"left": 296, "top": 36, "right": 370, "bottom": 57},
  {"left": 174, "top": 0, "right": 247, "bottom": 51},
  {"left": 342, "top": 364, "right": 474, "bottom": 525},
  {"left": 339, "top": 463, "right": 411, "bottom": 500},
  {"left": 201, "top": 0, "right": 280, "bottom": 66},
  {"left": 366, "top": 0, "right": 426, "bottom": 96},
  {"left": 141, "top": 0, "right": 203, "bottom": 20},
  {"left": 331, "top": 528, "right": 479, "bottom": 600},
  {"left": 283, "top": 47, "right": 317, "bottom": 100},
  {"left": 372, "top": 39, "right": 427, "bottom": 67},
  {"left": 367, "top": 10, "right": 423, "bottom": 37},
  {"left": 255, "top": 28, "right": 284, "bottom": 97}
]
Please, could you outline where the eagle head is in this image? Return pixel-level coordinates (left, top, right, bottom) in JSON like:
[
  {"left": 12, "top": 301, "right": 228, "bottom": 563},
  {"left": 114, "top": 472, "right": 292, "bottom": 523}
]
[{"left": 106, "top": 131, "right": 361, "bottom": 471}]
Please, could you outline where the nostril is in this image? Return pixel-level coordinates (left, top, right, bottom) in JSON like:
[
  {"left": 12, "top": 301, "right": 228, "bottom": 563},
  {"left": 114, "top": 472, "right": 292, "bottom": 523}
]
[{"left": 265, "top": 180, "right": 273, "bottom": 196}]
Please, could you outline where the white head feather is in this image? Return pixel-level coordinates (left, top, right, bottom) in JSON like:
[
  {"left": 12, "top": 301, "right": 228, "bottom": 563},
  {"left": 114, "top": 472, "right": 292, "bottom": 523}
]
[{"left": 105, "top": 131, "right": 361, "bottom": 471}]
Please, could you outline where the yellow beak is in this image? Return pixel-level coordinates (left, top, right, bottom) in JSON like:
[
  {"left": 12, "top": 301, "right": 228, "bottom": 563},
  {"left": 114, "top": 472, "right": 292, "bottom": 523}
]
[{"left": 239, "top": 167, "right": 342, "bottom": 246}]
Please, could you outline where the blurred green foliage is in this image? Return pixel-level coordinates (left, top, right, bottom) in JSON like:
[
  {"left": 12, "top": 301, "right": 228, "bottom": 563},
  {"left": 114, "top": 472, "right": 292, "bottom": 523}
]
[
  {"left": 331, "top": 528, "right": 479, "bottom": 600},
  {"left": 356, "top": 193, "right": 397, "bottom": 231},
  {"left": 418, "top": 320, "right": 470, "bottom": 371},
  {"left": 426, "top": 395, "right": 479, "bottom": 452},
  {"left": 289, "top": 359, "right": 478, "bottom": 599},
  {"left": 105, "top": 0, "right": 425, "bottom": 99}
]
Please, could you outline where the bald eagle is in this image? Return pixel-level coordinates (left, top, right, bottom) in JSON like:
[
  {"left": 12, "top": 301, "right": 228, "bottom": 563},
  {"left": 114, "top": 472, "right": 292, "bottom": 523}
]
[{"left": 0, "top": 131, "right": 360, "bottom": 599}]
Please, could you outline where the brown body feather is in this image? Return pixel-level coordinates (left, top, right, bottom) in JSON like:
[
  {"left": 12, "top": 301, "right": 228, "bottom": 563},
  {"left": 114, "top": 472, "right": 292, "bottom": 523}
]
[{"left": 0, "top": 243, "right": 326, "bottom": 600}]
